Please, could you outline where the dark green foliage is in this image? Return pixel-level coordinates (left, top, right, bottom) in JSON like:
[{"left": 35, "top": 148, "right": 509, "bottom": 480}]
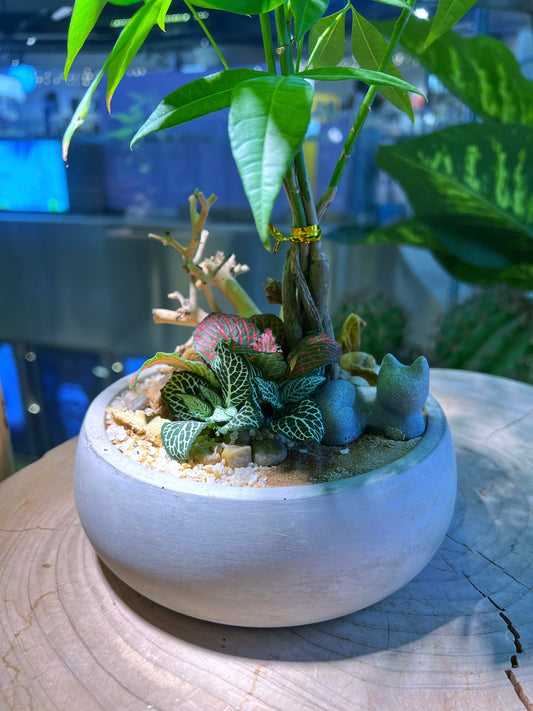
[{"left": 436, "top": 288, "right": 533, "bottom": 384}]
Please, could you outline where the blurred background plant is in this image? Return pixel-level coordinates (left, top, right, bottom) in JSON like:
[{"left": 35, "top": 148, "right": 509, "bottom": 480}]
[{"left": 328, "top": 15, "right": 533, "bottom": 382}]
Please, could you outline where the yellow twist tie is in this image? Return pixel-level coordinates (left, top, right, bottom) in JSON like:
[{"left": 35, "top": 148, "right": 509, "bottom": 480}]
[{"left": 269, "top": 223, "right": 322, "bottom": 253}]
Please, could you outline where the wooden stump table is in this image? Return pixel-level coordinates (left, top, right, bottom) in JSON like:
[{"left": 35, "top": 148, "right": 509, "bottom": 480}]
[{"left": 1, "top": 369, "right": 532, "bottom": 710}]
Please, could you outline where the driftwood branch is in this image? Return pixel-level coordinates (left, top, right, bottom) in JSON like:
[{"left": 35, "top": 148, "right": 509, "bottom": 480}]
[{"left": 150, "top": 191, "right": 261, "bottom": 331}]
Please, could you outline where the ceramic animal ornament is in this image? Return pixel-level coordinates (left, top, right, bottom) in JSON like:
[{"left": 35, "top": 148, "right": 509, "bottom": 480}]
[{"left": 356, "top": 354, "right": 430, "bottom": 440}]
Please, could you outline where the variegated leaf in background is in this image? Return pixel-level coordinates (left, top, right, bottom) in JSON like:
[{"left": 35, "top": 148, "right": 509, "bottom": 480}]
[
  {"left": 375, "top": 122, "right": 533, "bottom": 286},
  {"left": 270, "top": 399, "right": 325, "bottom": 443},
  {"left": 161, "top": 420, "right": 208, "bottom": 461},
  {"left": 394, "top": 18, "right": 533, "bottom": 125}
]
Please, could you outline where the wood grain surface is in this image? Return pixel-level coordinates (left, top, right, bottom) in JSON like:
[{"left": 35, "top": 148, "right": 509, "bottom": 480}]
[{"left": 1, "top": 369, "right": 532, "bottom": 711}]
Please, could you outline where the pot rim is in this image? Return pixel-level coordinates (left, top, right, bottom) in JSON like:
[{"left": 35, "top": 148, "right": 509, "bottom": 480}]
[{"left": 81, "top": 371, "right": 450, "bottom": 501}]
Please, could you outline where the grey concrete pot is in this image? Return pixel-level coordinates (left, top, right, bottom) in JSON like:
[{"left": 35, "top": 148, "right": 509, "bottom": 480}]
[{"left": 74, "top": 373, "right": 456, "bottom": 627}]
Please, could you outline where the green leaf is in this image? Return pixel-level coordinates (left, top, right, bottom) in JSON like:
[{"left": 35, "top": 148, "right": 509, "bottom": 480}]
[
  {"left": 105, "top": 0, "right": 173, "bottom": 110},
  {"left": 65, "top": 0, "right": 108, "bottom": 78},
  {"left": 216, "top": 400, "right": 263, "bottom": 435},
  {"left": 376, "top": 122, "right": 533, "bottom": 265},
  {"left": 193, "top": 313, "right": 261, "bottom": 364},
  {"left": 131, "top": 69, "right": 268, "bottom": 146},
  {"left": 62, "top": 67, "right": 105, "bottom": 160},
  {"left": 177, "top": 394, "right": 213, "bottom": 421},
  {"left": 192, "top": 0, "right": 285, "bottom": 14},
  {"left": 372, "top": 0, "right": 411, "bottom": 8},
  {"left": 350, "top": 9, "right": 414, "bottom": 121},
  {"left": 286, "top": 332, "right": 341, "bottom": 379},
  {"left": 298, "top": 67, "right": 425, "bottom": 98},
  {"left": 396, "top": 19, "right": 533, "bottom": 126},
  {"left": 425, "top": 0, "right": 477, "bottom": 48},
  {"left": 129, "top": 351, "right": 219, "bottom": 389},
  {"left": 212, "top": 342, "right": 252, "bottom": 408},
  {"left": 245, "top": 351, "right": 287, "bottom": 381},
  {"left": 253, "top": 376, "right": 282, "bottom": 408},
  {"left": 161, "top": 420, "right": 208, "bottom": 461},
  {"left": 208, "top": 405, "right": 238, "bottom": 423},
  {"left": 308, "top": 7, "right": 348, "bottom": 68},
  {"left": 292, "top": 0, "right": 329, "bottom": 43},
  {"left": 228, "top": 75, "right": 314, "bottom": 248},
  {"left": 270, "top": 399, "right": 324, "bottom": 442},
  {"left": 280, "top": 374, "right": 325, "bottom": 404}
]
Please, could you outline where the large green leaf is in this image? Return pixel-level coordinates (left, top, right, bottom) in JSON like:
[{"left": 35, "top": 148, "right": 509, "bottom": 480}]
[
  {"left": 105, "top": 0, "right": 172, "bottom": 110},
  {"left": 376, "top": 122, "right": 533, "bottom": 264},
  {"left": 131, "top": 69, "right": 268, "bottom": 146},
  {"left": 228, "top": 75, "right": 314, "bottom": 248},
  {"left": 292, "top": 0, "right": 330, "bottom": 42},
  {"left": 65, "top": 0, "right": 108, "bottom": 77},
  {"left": 425, "top": 0, "right": 478, "bottom": 48},
  {"left": 350, "top": 9, "right": 414, "bottom": 121},
  {"left": 192, "top": 0, "right": 285, "bottom": 14},
  {"left": 298, "top": 67, "right": 425, "bottom": 98},
  {"left": 307, "top": 6, "right": 346, "bottom": 67},
  {"left": 396, "top": 18, "right": 533, "bottom": 125}
]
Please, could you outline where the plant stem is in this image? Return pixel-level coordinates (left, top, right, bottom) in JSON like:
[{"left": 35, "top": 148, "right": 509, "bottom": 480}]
[
  {"left": 316, "top": 1, "right": 415, "bottom": 220},
  {"left": 185, "top": 2, "right": 229, "bottom": 70},
  {"left": 260, "top": 13, "right": 277, "bottom": 74}
]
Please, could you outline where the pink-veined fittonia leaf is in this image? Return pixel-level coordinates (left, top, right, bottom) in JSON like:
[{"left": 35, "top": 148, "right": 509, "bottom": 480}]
[
  {"left": 193, "top": 313, "right": 262, "bottom": 364},
  {"left": 285, "top": 333, "right": 341, "bottom": 380},
  {"left": 249, "top": 313, "right": 289, "bottom": 353},
  {"left": 129, "top": 351, "right": 219, "bottom": 389}
]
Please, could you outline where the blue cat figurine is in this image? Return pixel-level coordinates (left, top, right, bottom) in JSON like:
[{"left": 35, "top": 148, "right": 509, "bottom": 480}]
[{"left": 355, "top": 354, "right": 430, "bottom": 440}]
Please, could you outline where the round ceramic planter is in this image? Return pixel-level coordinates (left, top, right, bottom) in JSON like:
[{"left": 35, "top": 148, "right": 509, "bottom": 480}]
[{"left": 74, "top": 373, "right": 457, "bottom": 628}]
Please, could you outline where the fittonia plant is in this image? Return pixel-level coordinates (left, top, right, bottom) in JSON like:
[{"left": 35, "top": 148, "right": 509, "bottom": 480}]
[{"left": 132, "top": 312, "right": 340, "bottom": 460}]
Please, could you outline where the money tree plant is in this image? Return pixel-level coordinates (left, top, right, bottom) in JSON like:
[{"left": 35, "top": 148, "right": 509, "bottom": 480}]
[
  {"left": 63, "top": 0, "right": 476, "bottom": 349},
  {"left": 64, "top": 1, "right": 477, "bottom": 456}
]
